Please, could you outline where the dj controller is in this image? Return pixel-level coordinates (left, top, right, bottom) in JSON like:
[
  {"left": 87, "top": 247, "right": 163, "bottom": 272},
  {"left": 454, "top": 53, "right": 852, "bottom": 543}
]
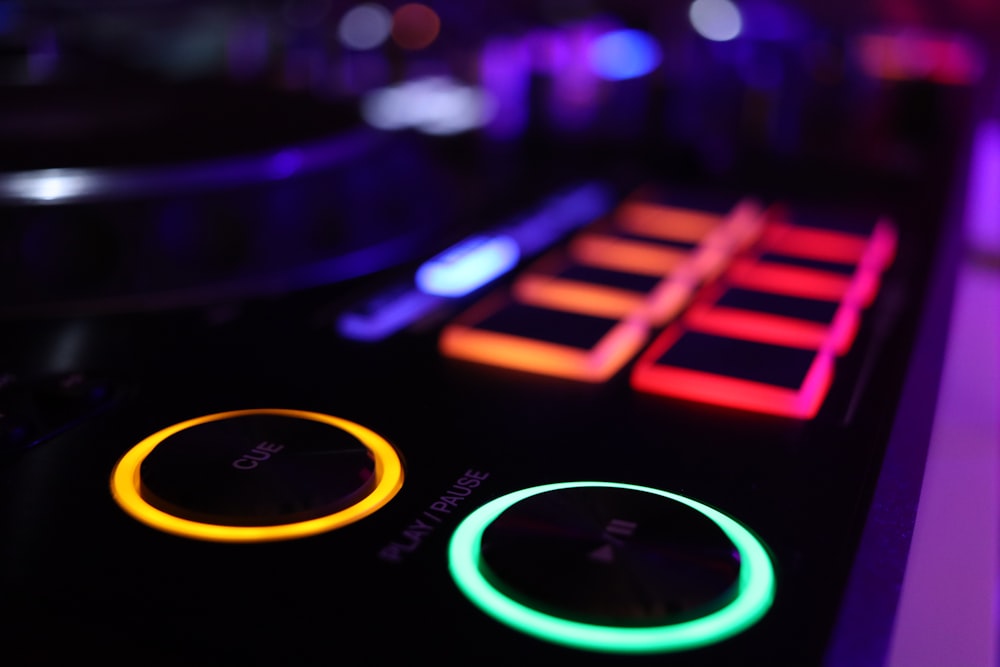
[{"left": 1, "top": 2, "right": 997, "bottom": 665}]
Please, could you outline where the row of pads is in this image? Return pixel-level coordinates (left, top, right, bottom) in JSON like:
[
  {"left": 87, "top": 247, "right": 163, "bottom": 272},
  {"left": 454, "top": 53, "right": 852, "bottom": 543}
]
[{"left": 437, "top": 187, "right": 898, "bottom": 419}]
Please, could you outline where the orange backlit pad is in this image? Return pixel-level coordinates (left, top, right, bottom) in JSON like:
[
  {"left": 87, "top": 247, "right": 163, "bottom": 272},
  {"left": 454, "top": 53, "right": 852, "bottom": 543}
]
[{"left": 440, "top": 294, "right": 650, "bottom": 383}]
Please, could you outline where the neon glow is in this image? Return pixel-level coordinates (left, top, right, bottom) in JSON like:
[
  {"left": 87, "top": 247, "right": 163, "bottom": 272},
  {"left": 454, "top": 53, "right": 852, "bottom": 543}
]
[
  {"left": 966, "top": 121, "right": 1000, "bottom": 258},
  {"left": 726, "top": 258, "right": 865, "bottom": 303},
  {"left": 416, "top": 234, "right": 520, "bottom": 298},
  {"left": 758, "top": 216, "right": 897, "bottom": 279},
  {"left": 689, "top": 0, "right": 743, "bottom": 42},
  {"left": 360, "top": 76, "right": 498, "bottom": 135},
  {"left": 449, "top": 481, "right": 775, "bottom": 654},
  {"left": 511, "top": 251, "right": 693, "bottom": 326},
  {"left": 642, "top": 278, "right": 699, "bottom": 325},
  {"left": 5, "top": 168, "right": 95, "bottom": 202},
  {"left": 762, "top": 222, "right": 871, "bottom": 264},
  {"left": 612, "top": 197, "right": 764, "bottom": 267},
  {"left": 267, "top": 148, "right": 303, "bottom": 179},
  {"left": 336, "top": 287, "right": 442, "bottom": 341},
  {"left": 683, "top": 244, "right": 735, "bottom": 284},
  {"left": 501, "top": 182, "right": 614, "bottom": 255},
  {"left": 340, "top": 182, "right": 611, "bottom": 340},
  {"left": 718, "top": 199, "right": 766, "bottom": 250},
  {"left": 587, "top": 29, "right": 662, "bottom": 81},
  {"left": 0, "top": 131, "right": 380, "bottom": 204},
  {"left": 513, "top": 271, "right": 693, "bottom": 326},
  {"left": 513, "top": 272, "right": 650, "bottom": 320},
  {"left": 865, "top": 219, "right": 899, "bottom": 271},
  {"left": 440, "top": 297, "right": 650, "bottom": 383},
  {"left": 110, "top": 409, "right": 404, "bottom": 543},
  {"left": 613, "top": 202, "right": 722, "bottom": 242},
  {"left": 684, "top": 299, "right": 860, "bottom": 355},
  {"left": 855, "top": 30, "right": 984, "bottom": 85},
  {"left": 569, "top": 233, "right": 689, "bottom": 276},
  {"left": 630, "top": 326, "right": 835, "bottom": 419}
]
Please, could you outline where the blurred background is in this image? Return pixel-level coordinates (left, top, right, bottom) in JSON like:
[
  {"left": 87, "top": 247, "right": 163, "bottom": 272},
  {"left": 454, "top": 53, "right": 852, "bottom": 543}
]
[{"left": 1, "top": 0, "right": 997, "bottom": 315}]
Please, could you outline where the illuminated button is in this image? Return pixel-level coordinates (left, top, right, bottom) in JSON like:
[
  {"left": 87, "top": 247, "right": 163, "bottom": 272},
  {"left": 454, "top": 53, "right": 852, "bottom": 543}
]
[
  {"left": 752, "top": 250, "right": 882, "bottom": 308},
  {"left": 684, "top": 285, "right": 860, "bottom": 354},
  {"left": 760, "top": 217, "right": 898, "bottom": 269},
  {"left": 449, "top": 481, "right": 775, "bottom": 654},
  {"left": 567, "top": 231, "right": 692, "bottom": 277},
  {"left": 760, "top": 220, "right": 871, "bottom": 264},
  {"left": 866, "top": 217, "right": 900, "bottom": 271},
  {"left": 718, "top": 198, "right": 767, "bottom": 252},
  {"left": 614, "top": 196, "right": 764, "bottom": 252},
  {"left": 630, "top": 326, "right": 835, "bottom": 419},
  {"left": 111, "top": 409, "right": 404, "bottom": 542},
  {"left": 439, "top": 293, "right": 649, "bottom": 382},
  {"left": 337, "top": 283, "right": 444, "bottom": 342},
  {"left": 725, "top": 255, "right": 880, "bottom": 307},
  {"left": 415, "top": 233, "right": 521, "bottom": 297},
  {"left": 511, "top": 252, "right": 693, "bottom": 325},
  {"left": 612, "top": 201, "right": 723, "bottom": 243},
  {"left": 749, "top": 214, "right": 899, "bottom": 305},
  {"left": 602, "top": 199, "right": 757, "bottom": 284},
  {"left": 568, "top": 228, "right": 732, "bottom": 286}
]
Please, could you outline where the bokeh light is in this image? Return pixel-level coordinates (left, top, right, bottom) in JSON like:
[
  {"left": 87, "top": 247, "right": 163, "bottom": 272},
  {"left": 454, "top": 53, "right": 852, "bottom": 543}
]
[
  {"left": 689, "top": 0, "right": 743, "bottom": 42},
  {"left": 391, "top": 3, "right": 441, "bottom": 50},
  {"left": 360, "top": 76, "right": 497, "bottom": 136},
  {"left": 337, "top": 3, "right": 393, "bottom": 50},
  {"left": 587, "top": 29, "right": 662, "bottom": 80}
]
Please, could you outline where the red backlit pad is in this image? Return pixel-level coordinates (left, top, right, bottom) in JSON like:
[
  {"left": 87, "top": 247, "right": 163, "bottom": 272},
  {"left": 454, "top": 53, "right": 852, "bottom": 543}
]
[
  {"left": 438, "top": 191, "right": 894, "bottom": 419},
  {"left": 630, "top": 325, "right": 836, "bottom": 419},
  {"left": 682, "top": 283, "right": 861, "bottom": 355},
  {"left": 736, "top": 210, "right": 899, "bottom": 307},
  {"left": 628, "top": 208, "right": 896, "bottom": 417}
]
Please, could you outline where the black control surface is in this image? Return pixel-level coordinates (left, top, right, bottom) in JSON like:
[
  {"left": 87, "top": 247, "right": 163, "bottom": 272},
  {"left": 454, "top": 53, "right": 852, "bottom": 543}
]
[
  {"left": 477, "top": 485, "right": 744, "bottom": 627},
  {"left": 0, "top": 164, "right": 959, "bottom": 666},
  {"left": 0, "top": 2, "right": 983, "bottom": 665}
]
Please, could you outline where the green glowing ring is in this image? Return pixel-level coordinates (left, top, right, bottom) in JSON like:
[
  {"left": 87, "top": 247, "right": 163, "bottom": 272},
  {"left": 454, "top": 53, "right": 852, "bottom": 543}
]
[{"left": 448, "top": 481, "right": 775, "bottom": 654}]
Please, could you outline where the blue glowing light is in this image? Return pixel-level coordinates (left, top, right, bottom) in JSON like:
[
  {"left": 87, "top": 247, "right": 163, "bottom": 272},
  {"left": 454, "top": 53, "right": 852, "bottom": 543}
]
[
  {"left": 502, "top": 182, "right": 613, "bottom": 255},
  {"left": 689, "top": 0, "right": 743, "bottom": 42},
  {"left": 268, "top": 149, "right": 303, "bottom": 179},
  {"left": 587, "top": 29, "right": 663, "bottom": 81},
  {"left": 337, "top": 287, "right": 441, "bottom": 341},
  {"left": 416, "top": 234, "right": 521, "bottom": 297}
]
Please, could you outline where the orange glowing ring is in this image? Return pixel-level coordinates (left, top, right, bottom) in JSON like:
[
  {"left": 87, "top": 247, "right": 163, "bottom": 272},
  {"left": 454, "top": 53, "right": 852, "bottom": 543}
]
[{"left": 110, "top": 409, "right": 404, "bottom": 543}]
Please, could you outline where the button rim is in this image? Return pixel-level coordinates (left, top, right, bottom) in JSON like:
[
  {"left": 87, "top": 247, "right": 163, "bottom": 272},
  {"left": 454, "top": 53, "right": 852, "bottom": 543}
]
[{"left": 110, "top": 408, "right": 404, "bottom": 543}]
